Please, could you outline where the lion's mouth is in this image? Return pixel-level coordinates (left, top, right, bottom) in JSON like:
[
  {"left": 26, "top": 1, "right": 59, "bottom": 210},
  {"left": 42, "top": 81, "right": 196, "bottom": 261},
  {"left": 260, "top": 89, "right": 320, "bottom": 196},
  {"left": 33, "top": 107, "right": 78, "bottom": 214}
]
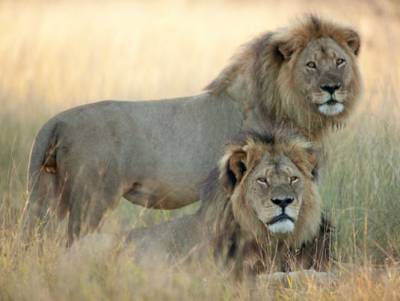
[
  {"left": 325, "top": 98, "right": 339, "bottom": 106},
  {"left": 318, "top": 98, "right": 345, "bottom": 116},
  {"left": 317, "top": 96, "right": 342, "bottom": 106},
  {"left": 266, "top": 213, "right": 296, "bottom": 234},
  {"left": 266, "top": 213, "right": 295, "bottom": 225}
]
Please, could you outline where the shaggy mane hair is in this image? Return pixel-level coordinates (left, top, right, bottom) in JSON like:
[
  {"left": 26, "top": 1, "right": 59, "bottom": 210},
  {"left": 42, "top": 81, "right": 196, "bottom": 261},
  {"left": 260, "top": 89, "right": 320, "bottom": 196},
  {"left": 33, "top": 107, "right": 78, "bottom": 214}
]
[
  {"left": 199, "top": 127, "right": 333, "bottom": 279},
  {"left": 205, "top": 14, "right": 361, "bottom": 139}
]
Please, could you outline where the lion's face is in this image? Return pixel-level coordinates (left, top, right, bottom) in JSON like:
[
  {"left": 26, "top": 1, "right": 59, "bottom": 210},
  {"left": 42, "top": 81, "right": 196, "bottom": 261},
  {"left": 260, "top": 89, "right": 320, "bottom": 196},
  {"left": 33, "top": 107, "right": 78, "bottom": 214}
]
[
  {"left": 220, "top": 131, "right": 319, "bottom": 237},
  {"left": 245, "top": 155, "right": 305, "bottom": 234},
  {"left": 207, "top": 15, "right": 361, "bottom": 135},
  {"left": 292, "top": 38, "right": 357, "bottom": 117}
]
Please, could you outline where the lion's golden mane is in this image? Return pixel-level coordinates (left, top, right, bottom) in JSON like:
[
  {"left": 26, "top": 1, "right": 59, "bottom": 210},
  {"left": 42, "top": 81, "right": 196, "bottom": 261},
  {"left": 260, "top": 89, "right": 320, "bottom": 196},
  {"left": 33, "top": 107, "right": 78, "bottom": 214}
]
[
  {"left": 206, "top": 15, "right": 361, "bottom": 139},
  {"left": 198, "top": 128, "right": 333, "bottom": 279}
]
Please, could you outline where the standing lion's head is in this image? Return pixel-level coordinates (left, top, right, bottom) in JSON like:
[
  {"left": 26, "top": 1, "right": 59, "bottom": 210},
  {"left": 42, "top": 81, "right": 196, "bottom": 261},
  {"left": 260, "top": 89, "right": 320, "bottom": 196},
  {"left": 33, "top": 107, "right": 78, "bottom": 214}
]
[
  {"left": 206, "top": 15, "right": 362, "bottom": 136},
  {"left": 275, "top": 15, "right": 361, "bottom": 119}
]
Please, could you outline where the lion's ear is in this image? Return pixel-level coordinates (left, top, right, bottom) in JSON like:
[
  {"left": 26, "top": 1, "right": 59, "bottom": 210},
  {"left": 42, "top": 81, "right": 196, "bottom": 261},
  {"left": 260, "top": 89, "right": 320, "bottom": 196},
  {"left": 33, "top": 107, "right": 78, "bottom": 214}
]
[
  {"left": 276, "top": 40, "right": 295, "bottom": 61},
  {"left": 344, "top": 29, "right": 361, "bottom": 56},
  {"left": 219, "top": 148, "right": 248, "bottom": 193}
]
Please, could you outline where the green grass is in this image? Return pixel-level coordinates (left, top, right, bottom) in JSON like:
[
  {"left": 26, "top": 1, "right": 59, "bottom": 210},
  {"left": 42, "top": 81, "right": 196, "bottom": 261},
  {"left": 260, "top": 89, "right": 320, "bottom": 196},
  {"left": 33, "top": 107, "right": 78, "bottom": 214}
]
[{"left": 321, "top": 103, "right": 400, "bottom": 262}]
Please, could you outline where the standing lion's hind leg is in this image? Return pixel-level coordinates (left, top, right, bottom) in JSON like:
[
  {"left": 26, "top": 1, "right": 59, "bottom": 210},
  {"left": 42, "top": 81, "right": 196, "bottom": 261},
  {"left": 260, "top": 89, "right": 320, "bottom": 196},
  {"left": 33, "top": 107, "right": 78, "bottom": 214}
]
[
  {"left": 67, "top": 200, "right": 83, "bottom": 248},
  {"left": 65, "top": 171, "right": 122, "bottom": 247},
  {"left": 21, "top": 120, "right": 60, "bottom": 246},
  {"left": 20, "top": 168, "right": 59, "bottom": 245}
]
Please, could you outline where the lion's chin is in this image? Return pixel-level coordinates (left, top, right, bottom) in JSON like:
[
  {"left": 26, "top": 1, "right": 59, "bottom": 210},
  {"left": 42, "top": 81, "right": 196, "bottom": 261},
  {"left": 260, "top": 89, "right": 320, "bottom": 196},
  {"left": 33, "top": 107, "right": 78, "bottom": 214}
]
[
  {"left": 318, "top": 102, "right": 344, "bottom": 116},
  {"left": 267, "top": 219, "right": 295, "bottom": 234}
]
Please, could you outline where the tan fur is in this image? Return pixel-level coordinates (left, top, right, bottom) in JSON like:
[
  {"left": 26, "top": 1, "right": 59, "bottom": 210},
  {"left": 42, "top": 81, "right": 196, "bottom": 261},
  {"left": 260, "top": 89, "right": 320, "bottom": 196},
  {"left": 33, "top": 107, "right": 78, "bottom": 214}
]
[
  {"left": 207, "top": 128, "right": 325, "bottom": 279},
  {"left": 126, "top": 128, "right": 333, "bottom": 279},
  {"left": 206, "top": 14, "right": 361, "bottom": 140},
  {"left": 23, "top": 15, "right": 356, "bottom": 246}
]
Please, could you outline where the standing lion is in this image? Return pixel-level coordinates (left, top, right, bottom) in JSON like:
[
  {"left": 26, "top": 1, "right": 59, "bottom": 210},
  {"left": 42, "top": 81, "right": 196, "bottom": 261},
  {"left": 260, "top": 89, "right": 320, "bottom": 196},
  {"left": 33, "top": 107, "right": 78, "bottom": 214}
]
[
  {"left": 22, "top": 15, "right": 360, "bottom": 245},
  {"left": 126, "top": 128, "right": 333, "bottom": 280}
]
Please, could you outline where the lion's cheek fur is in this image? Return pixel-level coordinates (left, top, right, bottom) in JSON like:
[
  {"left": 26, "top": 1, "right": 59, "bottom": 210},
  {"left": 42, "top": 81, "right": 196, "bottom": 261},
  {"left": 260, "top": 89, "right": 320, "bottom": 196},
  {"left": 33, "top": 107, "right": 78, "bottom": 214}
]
[
  {"left": 347, "top": 62, "right": 362, "bottom": 108},
  {"left": 230, "top": 187, "right": 269, "bottom": 242},
  {"left": 290, "top": 182, "right": 321, "bottom": 247}
]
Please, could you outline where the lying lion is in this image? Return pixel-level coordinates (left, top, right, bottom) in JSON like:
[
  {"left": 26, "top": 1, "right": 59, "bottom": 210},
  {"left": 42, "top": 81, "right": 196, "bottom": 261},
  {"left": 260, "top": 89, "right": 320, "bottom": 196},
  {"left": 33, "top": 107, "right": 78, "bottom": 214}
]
[
  {"left": 23, "top": 15, "right": 358, "bottom": 245},
  {"left": 126, "top": 128, "right": 333, "bottom": 280}
]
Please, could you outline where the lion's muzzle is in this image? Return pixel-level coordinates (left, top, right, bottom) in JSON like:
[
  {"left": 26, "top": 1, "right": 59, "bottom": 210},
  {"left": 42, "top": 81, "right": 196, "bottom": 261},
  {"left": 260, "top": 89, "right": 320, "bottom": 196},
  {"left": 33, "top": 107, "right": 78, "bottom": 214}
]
[
  {"left": 318, "top": 100, "right": 344, "bottom": 116},
  {"left": 320, "top": 83, "right": 341, "bottom": 95},
  {"left": 271, "top": 196, "right": 294, "bottom": 208},
  {"left": 265, "top": 198, "right": 298, "bottom": 234}
]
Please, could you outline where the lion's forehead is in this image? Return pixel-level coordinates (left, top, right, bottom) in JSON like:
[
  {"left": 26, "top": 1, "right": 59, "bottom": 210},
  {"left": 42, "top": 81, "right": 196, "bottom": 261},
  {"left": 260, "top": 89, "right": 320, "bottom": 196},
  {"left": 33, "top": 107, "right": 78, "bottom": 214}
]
[
  {"left": 301, "top": 38, "right": 349, "bottom": 61},
  {"left": 252, "top": 154, "right": 301, "bottom": 177}
]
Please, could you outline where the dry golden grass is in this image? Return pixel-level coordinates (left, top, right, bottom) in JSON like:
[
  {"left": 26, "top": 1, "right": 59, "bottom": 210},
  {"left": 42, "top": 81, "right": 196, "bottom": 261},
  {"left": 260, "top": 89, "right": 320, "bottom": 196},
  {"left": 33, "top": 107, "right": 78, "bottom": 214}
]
[{"left": 1, "top": 0, "right": 400, "bottom": 300}]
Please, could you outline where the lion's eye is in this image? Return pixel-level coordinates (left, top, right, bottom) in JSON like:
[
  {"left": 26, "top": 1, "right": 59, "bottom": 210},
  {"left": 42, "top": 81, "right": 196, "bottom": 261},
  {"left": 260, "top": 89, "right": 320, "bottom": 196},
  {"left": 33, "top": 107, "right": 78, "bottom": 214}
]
[
  {"left": 289, "top": 176, "right": 299, "bottom": 184},
  {"left": 306, "top": 61, "right": 317, "bottom": 69},
  {"left": 257, "top": 177, "right": 268, "bottom": 186},
  {"left": 336, "top": 58, "right": 346, "bottom": 66}
]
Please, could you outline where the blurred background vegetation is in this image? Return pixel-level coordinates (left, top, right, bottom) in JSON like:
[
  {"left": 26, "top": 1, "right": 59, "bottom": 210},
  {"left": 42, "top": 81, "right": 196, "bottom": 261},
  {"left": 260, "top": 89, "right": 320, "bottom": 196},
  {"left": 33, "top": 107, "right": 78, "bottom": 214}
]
[{"left": 0, "top": 0, "right": 400, "bottom": 299}]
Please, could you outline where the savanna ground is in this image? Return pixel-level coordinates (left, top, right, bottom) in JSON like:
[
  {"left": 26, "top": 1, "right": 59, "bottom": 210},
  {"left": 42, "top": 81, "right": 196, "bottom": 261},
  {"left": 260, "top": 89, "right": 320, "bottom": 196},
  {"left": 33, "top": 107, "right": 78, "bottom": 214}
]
[{"left": 0, "top": 0, "right": 400, "bottom": 300}]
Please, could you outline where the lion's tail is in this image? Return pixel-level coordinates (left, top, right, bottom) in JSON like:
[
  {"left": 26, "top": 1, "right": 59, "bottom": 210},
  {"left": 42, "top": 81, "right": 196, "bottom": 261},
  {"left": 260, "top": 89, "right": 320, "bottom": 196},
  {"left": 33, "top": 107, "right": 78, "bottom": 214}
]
[{"left": 20, "top": 118, "right": 60, "bottom": 244}]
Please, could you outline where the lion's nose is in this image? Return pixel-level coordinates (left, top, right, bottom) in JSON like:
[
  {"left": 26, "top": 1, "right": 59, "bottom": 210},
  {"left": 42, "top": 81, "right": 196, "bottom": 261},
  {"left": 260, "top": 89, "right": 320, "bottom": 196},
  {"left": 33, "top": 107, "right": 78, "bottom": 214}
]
[
  {"left": 271, "top": 197, "right": 294, "bottom": 208},
  {"left": 320, "top": 83, "right": 341, "bottom": 95}
]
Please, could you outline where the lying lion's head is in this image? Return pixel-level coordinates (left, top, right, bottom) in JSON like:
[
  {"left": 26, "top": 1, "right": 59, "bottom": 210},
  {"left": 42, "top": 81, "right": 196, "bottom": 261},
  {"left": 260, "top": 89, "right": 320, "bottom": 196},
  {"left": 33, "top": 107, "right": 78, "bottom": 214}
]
[
  {"left": 218, "top": 128, "right": 321, "bottom": 245},
  {"left": 241, "top": 150, "right": 306, "bottom": 235},
  {"left": 207, "top": 15, "right": 362, "bottom": 137}
]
